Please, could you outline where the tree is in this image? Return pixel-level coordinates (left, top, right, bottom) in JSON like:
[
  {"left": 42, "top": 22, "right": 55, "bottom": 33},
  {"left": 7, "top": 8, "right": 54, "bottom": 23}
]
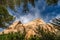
[
  {"left": 0, "top": 0, "right": 35, "bottom": 12},
  {"left": 0, "top": 5, "right": 14, "bottom": 28},
  {"left": 0, "top": 0, "right": 58, "bottom": 12},
  {"left": 46, "top": 0, "right": 58, "bottom": 5}
]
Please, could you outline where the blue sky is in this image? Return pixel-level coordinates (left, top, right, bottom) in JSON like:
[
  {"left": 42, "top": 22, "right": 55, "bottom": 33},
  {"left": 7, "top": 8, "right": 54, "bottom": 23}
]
[{"left": 7, "top": 0, "right": 60, "bottom": 23}]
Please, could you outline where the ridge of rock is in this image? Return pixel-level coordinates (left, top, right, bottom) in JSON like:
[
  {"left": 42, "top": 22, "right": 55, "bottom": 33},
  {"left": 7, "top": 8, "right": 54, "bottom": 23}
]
[{"left": 0, "top": 18, "right": 59, "bottom": 39}]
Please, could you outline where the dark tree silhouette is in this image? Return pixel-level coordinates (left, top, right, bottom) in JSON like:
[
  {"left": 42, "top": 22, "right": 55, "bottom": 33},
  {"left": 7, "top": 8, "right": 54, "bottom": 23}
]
[
  {"left": 0, "top": 0, "right": 58, "bottom": 12},
  {"left": 46, "top": 0, "right": 58, "bottom": 5},
  {"left": 0, "top": 5, "right": 14, "bottom": 28}
]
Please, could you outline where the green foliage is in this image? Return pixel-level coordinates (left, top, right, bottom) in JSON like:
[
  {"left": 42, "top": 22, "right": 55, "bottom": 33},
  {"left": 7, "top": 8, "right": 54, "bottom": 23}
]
[
  {"left": 0, "top": 0, "right": 35, "bottom": 13},
  {"left": 0, "top": 0, "right": 5, "bottom": 5},
  {"left": 0, "top": 5, "right": 14, "bottom": 28},
  {"left": 0, "top": 0, "right": 58, "bottom": 12},
  {"left": 29, "top": 25, "right": 60, "bottom": 40},
  {"left": 41, "top": 32, "right": 55, "bottom": 40},
  {"left": 0, "top": 32, "right": 25, "bottom": 40},
  {"left": 29, "top": 30, "right": 60, "bottom": 40},
  {"left": 55, "top": 35, "right": 60, "bottom": 40},
  {"left": 29, "top": 35, "right": 41, "bottom": 40},
  {"left": 32, "top": 25, "right": 56, "bottom": 40},
  {"left": 15, "top": 0, "right": 21, "bottom": 7},
  {"left": 46, "top": 0, "right": 58, "bottom": 5},
  {"left": 38, "top": 26, "right": 55, "bottom": 40},
  {"left": 7, "top": 0, "right": 15, "bottom": 10},
  {"left": 29, "top": 0, "right": 35, "bottom": 7},
  {"left": 0, "top": 30, "right": 60, "bottom": 40},
  {"left": 23, "top": 0, "right": 35, "bottom": 13}
]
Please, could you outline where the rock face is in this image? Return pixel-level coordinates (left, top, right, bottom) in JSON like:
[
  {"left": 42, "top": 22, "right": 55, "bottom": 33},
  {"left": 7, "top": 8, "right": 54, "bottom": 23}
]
[{"left": 0, "top": 18, "right": 59, "bottom": 39}]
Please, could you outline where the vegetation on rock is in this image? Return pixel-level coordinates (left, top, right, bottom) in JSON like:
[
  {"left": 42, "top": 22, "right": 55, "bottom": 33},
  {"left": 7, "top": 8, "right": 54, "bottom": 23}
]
[{"left": 0, "top": 28, "right": 60, "bottom": 40}]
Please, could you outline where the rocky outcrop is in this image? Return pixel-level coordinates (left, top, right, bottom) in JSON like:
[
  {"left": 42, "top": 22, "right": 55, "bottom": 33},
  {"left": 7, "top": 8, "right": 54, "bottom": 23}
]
[{"left": 0, "top": 18, "right": 59, "bottom": 39}]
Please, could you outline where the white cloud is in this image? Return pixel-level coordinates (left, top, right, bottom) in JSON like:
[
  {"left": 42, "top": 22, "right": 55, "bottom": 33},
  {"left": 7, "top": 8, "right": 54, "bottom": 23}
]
[
  {"left": 15, "top": 7, "right": 40, "bottom": 24},
  {"left": 56, "top": 14, "right": 60, "bottom": 18}
]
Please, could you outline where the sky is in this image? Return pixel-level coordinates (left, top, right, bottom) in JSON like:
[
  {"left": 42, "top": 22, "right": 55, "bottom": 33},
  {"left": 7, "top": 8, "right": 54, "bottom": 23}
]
[{"left": 7, "top": 0, "right": 60, "bottom": 23}]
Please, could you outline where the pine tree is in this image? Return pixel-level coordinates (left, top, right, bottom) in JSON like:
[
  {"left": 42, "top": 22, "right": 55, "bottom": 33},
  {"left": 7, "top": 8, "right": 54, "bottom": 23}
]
[
  {"left": 0, "top": 0, "right": 58, "bottom": 12},
  {"left": 0, "top": 5, "right": 14, "bottom": 28}
]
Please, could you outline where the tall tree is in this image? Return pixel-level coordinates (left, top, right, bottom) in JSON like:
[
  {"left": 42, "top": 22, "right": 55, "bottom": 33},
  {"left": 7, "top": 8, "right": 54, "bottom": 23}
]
[
  {"left": 0, "top": 0, "right": 35, "bottom": 12},
  {"left": 0, "top": 0, "right": 58, "bottom": 12},
  {"left": 0, "top": 5, "right": 14, "bottom": 28}
]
